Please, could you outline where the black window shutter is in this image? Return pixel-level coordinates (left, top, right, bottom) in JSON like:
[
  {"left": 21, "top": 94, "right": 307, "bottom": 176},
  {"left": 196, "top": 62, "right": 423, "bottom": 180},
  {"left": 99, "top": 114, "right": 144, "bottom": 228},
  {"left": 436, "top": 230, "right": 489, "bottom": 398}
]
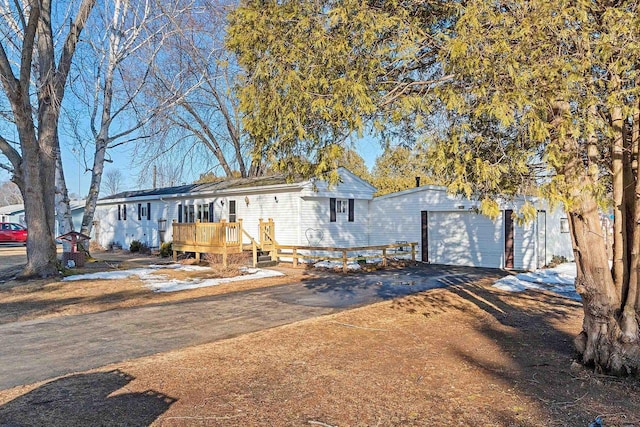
[
  {"left": 118, "top": 204, "right": 121, "bottom": 221},
  {"left": 137, "top": 203, "right": 141, "bottom": 220},
  {"left": 348, "top": 199, "right": 354, "bottom": 222},
  {"left": 147, "top": 203, "right": 151, "bottom": 220},
  {"left": 209, "top": 203, "right": 214, "bottom": 222},
  {"left": 123, "top": 205, "right": 126, "bottom": 220},
  {"left": 330, "top": 198, "right": 336, "bottom": 222},
  {"left": 178, "top": 204, "right": 183, "bottom": 223}
]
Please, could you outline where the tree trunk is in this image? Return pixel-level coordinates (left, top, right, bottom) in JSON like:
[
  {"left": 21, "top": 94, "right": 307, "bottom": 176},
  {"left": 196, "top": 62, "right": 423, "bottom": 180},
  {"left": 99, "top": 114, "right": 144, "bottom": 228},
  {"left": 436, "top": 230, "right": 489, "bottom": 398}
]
[
  {"left": 570, "top": 179, "right": 640, "bottom": 375},
  {"left": 80, "top": 140, "right": 108, "bottom": 240},
  {"left": 17, "top": 127, "right": 59, "bottom": 279},
  {"left": 55, "top": 137, "right": 75, "bottom": 253}
]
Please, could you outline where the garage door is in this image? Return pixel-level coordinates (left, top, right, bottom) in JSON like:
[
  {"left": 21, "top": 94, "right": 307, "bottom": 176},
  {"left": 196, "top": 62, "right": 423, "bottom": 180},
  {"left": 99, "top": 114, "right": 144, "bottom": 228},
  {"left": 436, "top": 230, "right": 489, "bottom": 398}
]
[{"left": 426, "top": 211, "right": 504, "bottom": 268}]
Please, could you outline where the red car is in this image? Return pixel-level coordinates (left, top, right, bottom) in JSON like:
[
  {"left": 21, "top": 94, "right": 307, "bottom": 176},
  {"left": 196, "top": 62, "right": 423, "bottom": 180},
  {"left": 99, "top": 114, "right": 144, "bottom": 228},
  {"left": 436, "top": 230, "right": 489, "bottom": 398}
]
[{"left": 0, "top": 222, "right": 28, "bottom": 243}]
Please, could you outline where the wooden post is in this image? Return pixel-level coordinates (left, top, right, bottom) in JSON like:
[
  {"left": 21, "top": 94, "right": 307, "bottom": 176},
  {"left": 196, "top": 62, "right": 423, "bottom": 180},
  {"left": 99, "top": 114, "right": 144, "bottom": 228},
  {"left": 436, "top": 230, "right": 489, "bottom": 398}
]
[
  {"left": 342, "top": 249, "right": 348, "bottom": 273},
  {"left": 173, "top": 250, "right": 177, "bottom": 261},
  {"left": 221, "top": 219, "right": 227, "bottom": 267},
  {"left": 252, "top": 241, "right": 258, "bottom": 268},
  {"left": 195, "top": 252, "right": 200, "bottom": 262},
  {"left": 382, "top": 248, "right": 387, "bottom": 267},
  {"left": 411, "top": 243, "right": 416, "bottom": 262},
  {"left": 293, "top": 248, "right": 298, "bottom": 268}
]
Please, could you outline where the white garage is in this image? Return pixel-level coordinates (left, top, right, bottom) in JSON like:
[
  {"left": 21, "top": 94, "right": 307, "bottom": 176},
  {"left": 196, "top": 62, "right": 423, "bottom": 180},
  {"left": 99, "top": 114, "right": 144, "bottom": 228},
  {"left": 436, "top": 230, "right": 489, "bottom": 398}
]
[{"left": 369, "top": 185, "right": 573, "bottom": 270}]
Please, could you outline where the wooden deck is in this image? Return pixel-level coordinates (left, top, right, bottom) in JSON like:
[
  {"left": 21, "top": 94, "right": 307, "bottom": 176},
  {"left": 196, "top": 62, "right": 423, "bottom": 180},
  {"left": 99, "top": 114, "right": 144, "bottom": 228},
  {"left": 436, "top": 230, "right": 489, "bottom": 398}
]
[{"left": 172, "top": 218, "right": 276, "bottom": 266}]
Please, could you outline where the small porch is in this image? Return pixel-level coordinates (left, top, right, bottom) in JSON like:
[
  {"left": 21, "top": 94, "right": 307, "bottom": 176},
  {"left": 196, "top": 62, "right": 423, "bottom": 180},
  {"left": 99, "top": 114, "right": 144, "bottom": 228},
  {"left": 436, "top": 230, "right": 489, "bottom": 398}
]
[{"left": 171, "top": 218, "right": 276, "bottom": 267}]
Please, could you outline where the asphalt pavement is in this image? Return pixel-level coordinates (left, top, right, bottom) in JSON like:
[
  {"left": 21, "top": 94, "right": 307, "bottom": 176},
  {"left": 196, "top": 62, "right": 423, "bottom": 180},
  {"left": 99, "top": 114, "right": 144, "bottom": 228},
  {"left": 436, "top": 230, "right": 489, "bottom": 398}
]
[{"left": 0, "top": 264, "right": 496, "bottom": 390}]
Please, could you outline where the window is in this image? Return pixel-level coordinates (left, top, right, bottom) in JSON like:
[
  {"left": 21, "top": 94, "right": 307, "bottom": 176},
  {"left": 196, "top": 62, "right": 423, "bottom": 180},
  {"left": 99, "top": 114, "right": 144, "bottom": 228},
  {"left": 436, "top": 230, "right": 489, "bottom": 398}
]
[
  {"left": 197, "top": 204, "right": 210, "bottom": 222},
  {"left": 118, "top": 204, "right": 126, "bottom": 221},
  {"left": 186, "top": 205, "right": 195, "bottom": 223},
  {"left": 560, "top": 218, "right": 570, "bottom": 233},
  {"left": 229, "top": 200, "right": 237, "bottom": 222},
  {"left": 330, "top": 198, "right": 354, "bottom": 222},
  {"left": 138, "top": 203, "right": 148, "bottom": 221}
]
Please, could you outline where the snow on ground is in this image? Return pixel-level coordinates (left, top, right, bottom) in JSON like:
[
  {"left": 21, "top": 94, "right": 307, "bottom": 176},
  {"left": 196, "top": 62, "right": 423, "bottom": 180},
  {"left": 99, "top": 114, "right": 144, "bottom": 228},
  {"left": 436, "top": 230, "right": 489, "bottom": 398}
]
[
  {"left": 309, "top": 254, "right": 413, "bottom": 271},
  {"left": 313, "top": 260, "right": 362, "bottom": 271},
  {"left": 493, "top": 263, "right": 580, "bottom": 300},
  {"left": 63, "top": 263, "right": 284, "bottom": 293}
]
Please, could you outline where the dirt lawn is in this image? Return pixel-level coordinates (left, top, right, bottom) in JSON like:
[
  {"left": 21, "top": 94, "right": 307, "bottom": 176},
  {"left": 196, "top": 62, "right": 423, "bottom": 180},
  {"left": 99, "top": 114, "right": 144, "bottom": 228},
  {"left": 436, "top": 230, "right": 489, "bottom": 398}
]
[
  {"left": 0, "top": 250, "right": 307, "bottom": 325},
  {"left": 1, "top": 253, "right": 639, "bottom": 426}
]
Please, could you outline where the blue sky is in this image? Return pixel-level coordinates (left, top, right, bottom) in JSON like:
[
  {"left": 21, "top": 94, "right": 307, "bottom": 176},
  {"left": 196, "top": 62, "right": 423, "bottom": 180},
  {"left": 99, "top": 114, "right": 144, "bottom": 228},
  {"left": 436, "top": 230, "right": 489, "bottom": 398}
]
[{"left": 1, "top": 132, "right": 383, "bottom": 198}]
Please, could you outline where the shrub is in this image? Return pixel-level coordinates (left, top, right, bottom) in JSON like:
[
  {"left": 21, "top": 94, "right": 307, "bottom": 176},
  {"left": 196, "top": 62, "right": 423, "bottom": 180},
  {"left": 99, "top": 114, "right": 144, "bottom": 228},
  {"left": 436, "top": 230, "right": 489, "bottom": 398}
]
[
  {"left": 130, "top": 240, "right": 143, "bottom": 253},
  {"left": 548, "top": 255, "right": 569, "bottom": 268},
  {"left": 160, "top": 242, "right": 173, "bottom": 258}
]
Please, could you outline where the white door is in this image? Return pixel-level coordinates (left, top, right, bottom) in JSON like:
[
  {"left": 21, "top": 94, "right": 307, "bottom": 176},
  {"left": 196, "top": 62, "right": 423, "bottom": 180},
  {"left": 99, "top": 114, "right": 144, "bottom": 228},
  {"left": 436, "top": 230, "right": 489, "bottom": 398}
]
[{"left": 427, "top": 211, "right": 504, "bottom": 268}]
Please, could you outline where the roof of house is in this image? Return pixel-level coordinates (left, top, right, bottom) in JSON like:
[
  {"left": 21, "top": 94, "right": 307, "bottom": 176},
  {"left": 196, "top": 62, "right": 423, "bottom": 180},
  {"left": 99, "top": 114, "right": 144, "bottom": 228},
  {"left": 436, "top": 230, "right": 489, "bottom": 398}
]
[
  {"left": 101, "top": 174, "right": 303, "bottom": 201},
  {"left": 0, "top": 203, "right": 25, "bottom": 215},
  {"left": 0, "top": 200, "right": 86, "bottom": 215}
]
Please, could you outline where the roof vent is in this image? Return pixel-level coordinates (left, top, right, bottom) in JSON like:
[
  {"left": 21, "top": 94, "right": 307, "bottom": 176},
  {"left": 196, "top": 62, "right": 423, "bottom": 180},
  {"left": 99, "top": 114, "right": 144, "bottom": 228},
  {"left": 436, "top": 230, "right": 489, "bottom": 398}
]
[{"left": 415, "top": 176, "right": 421, "bottom": 188}]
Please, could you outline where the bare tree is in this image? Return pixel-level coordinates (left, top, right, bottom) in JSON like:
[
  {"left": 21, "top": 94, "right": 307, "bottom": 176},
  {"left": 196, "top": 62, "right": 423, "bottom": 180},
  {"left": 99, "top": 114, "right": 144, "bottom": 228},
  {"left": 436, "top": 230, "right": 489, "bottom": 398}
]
[
  {"left": 102, "top": 169, "right": 124, "bottom": 196},
  {"left": 0, "top": 1, "right": 95, "bottom": 278},
  {"left": 60, "top": 0, "right": 189, "bottom": 243},
  {"left": 0, "top": 180, "right": 23, "bottom": 206},
  {"left": 136, "top": 162, "right": 184, "bottom": 189},
  {"left": 136, "top": 1, "right": 263, "bottom": 180}
]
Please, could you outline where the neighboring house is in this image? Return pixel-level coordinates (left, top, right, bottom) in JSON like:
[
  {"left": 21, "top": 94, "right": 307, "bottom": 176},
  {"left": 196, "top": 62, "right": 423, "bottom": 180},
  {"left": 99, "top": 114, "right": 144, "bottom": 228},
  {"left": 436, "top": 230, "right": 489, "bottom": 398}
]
[
  {"left": 93, "top": 168, "right": 376, "bottom": 251},
  {"left": 0, "top": 204, "right": 26, "bottom": 225},
  {"left": 0, "top": 200, "right": 85, "bottom": 237},
  {"left": 93, "top": 168, "right": 574, "bottom": 271},
  {"left": 0, "top": 201, "right": 85, "bottom": 236}
]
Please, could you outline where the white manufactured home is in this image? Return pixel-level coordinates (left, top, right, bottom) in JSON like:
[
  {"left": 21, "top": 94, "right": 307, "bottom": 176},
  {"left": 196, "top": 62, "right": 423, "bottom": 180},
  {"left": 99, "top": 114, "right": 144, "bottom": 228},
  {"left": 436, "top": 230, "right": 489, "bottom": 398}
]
[
  {"left": 93, "top": 168, "right": 573, "bottom": 271},
  {"left": 93, "top": 168, "right": 376, "bottom": 251}
]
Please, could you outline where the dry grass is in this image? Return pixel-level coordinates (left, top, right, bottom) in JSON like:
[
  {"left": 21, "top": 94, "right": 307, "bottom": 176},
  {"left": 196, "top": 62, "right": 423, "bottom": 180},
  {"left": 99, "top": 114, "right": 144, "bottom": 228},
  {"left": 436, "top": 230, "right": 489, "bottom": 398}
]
[
  {"left": 0, "top": 250, "right": 307, "bottom": 325},
  {"left": 1, "top": 277, "right": 640, "bottom": 426}
]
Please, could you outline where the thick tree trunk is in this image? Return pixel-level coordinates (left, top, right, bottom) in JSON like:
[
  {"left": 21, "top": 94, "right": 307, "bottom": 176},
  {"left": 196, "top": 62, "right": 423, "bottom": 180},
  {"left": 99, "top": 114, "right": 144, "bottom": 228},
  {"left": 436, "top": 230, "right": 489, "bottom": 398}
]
[
  {"left": 18, "top": 128, "right": 59, "bottom": 279},
  {"left": 571, "top": 191, "right": 640, "bottom": 375}
]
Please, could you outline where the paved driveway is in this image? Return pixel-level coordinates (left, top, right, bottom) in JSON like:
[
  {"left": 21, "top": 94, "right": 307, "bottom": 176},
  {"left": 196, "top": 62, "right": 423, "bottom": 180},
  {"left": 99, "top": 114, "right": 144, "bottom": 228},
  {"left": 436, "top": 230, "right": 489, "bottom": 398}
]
[
  {"left": 0, "top": 245, "right": 27, "bottom": 280},
  {"left": 0, "top": 265, "right": 497, "bottom": 390}
]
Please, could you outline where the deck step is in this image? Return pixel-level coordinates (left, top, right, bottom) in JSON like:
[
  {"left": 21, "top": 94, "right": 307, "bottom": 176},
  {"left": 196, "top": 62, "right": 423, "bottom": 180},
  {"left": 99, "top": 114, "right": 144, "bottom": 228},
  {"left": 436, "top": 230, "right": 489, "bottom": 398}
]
[
  {"left": 257, "top": 254, "right": 272, "bottom": 262},
  {"left": 256, "top": 260, "right": 278, "bottom": 268}
]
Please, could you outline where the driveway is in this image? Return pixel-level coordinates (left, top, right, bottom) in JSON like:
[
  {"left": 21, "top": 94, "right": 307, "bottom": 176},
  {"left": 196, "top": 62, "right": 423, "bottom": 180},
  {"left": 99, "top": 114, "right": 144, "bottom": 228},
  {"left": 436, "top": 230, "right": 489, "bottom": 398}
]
[
  {"left": 0, "top": 245, "right": 27, "bottom": 280},
  {"left": 0, "top": 265, "right": 498, "bottom": 390}
]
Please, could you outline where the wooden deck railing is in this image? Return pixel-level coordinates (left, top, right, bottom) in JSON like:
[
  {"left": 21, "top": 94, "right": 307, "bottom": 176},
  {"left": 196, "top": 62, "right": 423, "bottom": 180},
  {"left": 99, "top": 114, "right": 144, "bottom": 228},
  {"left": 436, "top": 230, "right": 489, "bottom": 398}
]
[
  {"left": 172, "top": 219, "right": 243, "bottom": 265},
  {"left": 171, "top": 218, "right": 277, "bottom": 267},
  {"left": 276, "top": 242, "right": 418, "bottom": 273}
]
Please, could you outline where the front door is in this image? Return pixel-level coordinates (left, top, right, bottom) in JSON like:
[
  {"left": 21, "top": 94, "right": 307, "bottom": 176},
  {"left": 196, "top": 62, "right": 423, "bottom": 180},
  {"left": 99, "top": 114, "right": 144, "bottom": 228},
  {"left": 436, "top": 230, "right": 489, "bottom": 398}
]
[
  {"left": 504, "top": 210, "right": 514, "bottom": 269},
  {"left": 421, "top": 211, "right": 428, "bottom": 262}
]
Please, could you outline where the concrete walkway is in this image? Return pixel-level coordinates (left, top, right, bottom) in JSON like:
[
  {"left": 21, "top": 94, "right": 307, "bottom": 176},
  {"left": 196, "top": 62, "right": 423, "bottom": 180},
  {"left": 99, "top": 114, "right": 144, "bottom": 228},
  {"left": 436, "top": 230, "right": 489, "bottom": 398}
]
[{"left": 0, "top": 265, "right": 495, "bottom": 390}]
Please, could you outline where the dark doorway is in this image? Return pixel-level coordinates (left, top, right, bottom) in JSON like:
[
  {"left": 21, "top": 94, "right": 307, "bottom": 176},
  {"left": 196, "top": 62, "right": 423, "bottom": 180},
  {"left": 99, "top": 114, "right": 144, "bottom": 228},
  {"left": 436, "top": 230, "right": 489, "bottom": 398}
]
[
  {"left": 421, "top": 211, "right": 429, "bottom": 262},
  {"left": 504, "top": 209, "right": 514, "bottom": 269}
]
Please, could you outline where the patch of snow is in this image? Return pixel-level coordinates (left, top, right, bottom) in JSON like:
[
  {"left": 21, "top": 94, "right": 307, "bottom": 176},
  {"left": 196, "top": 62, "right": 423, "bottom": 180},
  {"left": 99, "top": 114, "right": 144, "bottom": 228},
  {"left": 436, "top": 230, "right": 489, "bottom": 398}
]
[
  {"left": 63, "top": 264, "right": 284, "bottom": 293},
  {"left": 145, "top": 267, "right": 284, "bottom": 293},
  {"left": 314, "top": 260, "right": 361, "bottom": 271},
  {"left": 62, "top": 267, "right": 160, "bottom": 281},
  {"left": 493, "top": 263, "right": 580, "bottom": 300}
]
